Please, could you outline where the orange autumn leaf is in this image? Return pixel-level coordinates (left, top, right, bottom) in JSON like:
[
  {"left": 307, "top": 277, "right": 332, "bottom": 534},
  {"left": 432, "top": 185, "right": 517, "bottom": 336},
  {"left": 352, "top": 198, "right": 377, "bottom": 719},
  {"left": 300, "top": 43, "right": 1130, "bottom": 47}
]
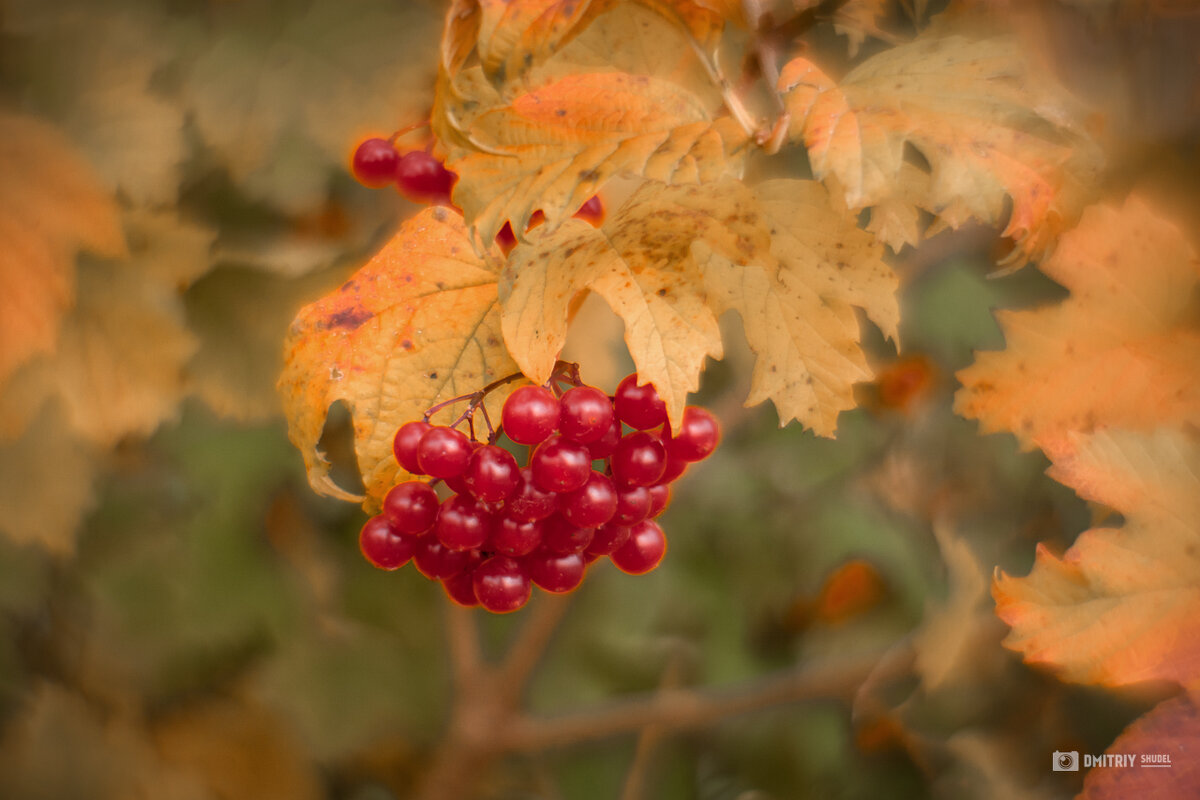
[
  {"left": 956, "top": 197, "right": 1200, "bottom": 450},
  {"left": 0, "top": 112, "right": 125, "bottom": 393},
  {"left": 436, "top": 68, "right": 749, "bottom": 245},
  {"left": 993, "top": 428, "right": 1200, "bottom": 688},
  {"left": 812, "top": 559, "right": 888, "bottom": 624},
  {"left": 278, "top": 206, "right": 518, "bottom": 506},
  {"left": 778, "top": 35, "right": 1096, "bottom": 260}
]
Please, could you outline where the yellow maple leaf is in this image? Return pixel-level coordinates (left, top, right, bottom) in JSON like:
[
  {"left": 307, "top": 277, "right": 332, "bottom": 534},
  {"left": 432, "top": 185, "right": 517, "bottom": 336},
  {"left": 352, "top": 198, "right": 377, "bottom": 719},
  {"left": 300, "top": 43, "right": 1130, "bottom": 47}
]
[
  {"left": 955, "top": 197, "right": 1200, "bottom": 450},
  {"left": 0, "top": 113, "right": 126, "bottom": 394},
  {"left": 502, "top": 178, "right": 897, "bottom": 431},
  {"left": 993, "top": 428, "right": 1200, "bottom": 688},
  {"left": 436, "top": 68, "right": 749, "bottom": 245},
  {"left": 278, "top": 206, "right": 518, "bottom": 506},
  {"left": 779, "top": 34, "right": 1097, "bottom": 260}
]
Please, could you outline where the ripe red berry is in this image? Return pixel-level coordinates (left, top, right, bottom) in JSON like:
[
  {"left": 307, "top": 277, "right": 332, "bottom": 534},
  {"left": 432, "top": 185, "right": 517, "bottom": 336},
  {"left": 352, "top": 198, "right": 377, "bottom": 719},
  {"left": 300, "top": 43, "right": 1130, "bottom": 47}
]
[
  {"left": 587, "top": 415, "right": 622, "bottom": 459},
  {"left": 542, "top": 514, "right": 595, "bottom": 555},
  {"left": 610, "top": 520, "right": 667, "bottom": 575},
  {"left": 525, "top": 550, "right": 585, "bottom": 593},
  {"left": 417, "top": 426, "right": 472, "bottom": 478},
  {"left": 413, "top": 537, "right": 474, "bottom": 580},
  {"left": 442, "top": 570, "right": 479, "bottom": 606},
  {"left": 587, "top": 523, "right": 632, "bottom": 556},
  {"left": 491, "top": 515, "right": 544, "bottom": 557},
  {"left": 503, "top": 386, "right": 560, "bottom": 444},
  {"left": 395, "top": 150, "right": 457, "bottom": 205},
  {"left": 359, "top": 515, "right": 415, "bottom": 570},
  {"left": 464, "top": 445, "right": 520, "bottom": 503},
  {"left": 612, "top": 484, "right": 651, "bottom": 526},
  {"left": 611, "top": 431, "right": 667, "bottom": 487},
  {"left": 351, "top": 137, "right": 399, "bottom": 188},
  {"left": 383, "top": 480, "right": 439, "bottom": 534},
  {"left": 531, "top": 436, "right": 592, "bottom": 493},
  {"left": 559, "top": 385, "right": 614, "bottom": 443},
  {"left": 614, "top": 374, "right": 667, "bottom": 430},
  {"left": 560, "top": 470, "right": 617, "bottom": 528},
  {"left": 658, "top": 451, "right": 688, "bottom": 484},
  {"left": 647, "top": 483, "right": 670, "bottom": 518},
  {"left": 505, "top": 467, "right": 559, "bottom": 522},
  {"left": 473, "top": 556, "right": 531, "bottom": 613},
  {"left": 393, "top": 420, "right": 432, "bottom": 474},
  {"left": 436, "top": 494, "right": 494, "bottom": 551},
  {"left": 665, "top": 406, "right": 719, "bottom": 462}
]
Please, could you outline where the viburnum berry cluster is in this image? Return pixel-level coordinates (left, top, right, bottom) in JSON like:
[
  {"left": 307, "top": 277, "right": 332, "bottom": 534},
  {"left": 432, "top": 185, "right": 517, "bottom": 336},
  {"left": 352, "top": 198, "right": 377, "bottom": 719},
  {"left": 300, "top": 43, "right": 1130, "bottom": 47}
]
[{"left": 357, "top": 363, "right": 719, "bottom": 613}]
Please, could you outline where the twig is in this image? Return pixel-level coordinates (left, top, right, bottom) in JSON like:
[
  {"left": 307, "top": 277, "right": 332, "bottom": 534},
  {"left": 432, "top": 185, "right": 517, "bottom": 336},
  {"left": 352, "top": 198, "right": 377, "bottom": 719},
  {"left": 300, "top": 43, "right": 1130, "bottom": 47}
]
[
  {"left": 503, "top": 648, "right": 885, "bottom": 752},
  {"left": 619, "top": 645, "right": 691, "bottom": 800},
  {"left": 495, "top": 593, "right": 573, "bottom": 707},
  {"left": 444, "top": 601, "right": 484, "bottom": 691}
]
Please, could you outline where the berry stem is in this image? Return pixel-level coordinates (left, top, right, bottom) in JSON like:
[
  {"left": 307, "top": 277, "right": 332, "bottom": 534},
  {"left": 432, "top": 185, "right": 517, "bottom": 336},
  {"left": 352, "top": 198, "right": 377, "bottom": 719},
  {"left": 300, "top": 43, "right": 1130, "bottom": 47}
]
[{"left": 387, "top": 119, "right": 431, "bottom": 145}]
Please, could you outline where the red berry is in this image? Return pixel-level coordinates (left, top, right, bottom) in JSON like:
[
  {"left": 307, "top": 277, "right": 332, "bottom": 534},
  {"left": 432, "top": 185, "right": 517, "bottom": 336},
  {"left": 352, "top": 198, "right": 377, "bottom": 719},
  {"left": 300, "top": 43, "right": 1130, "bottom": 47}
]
[
  {"left": 417, "top": 426, "right": 472, "bottom": 478},
  {"left": 352, "top": 137, "right": 399, "bottom": 188},
  {"left": 359, "top": 515, "right": 415, "bottom": 570},
  {"left": 542, "top": 514, "right": 595, "bottom": 555},
  {"left": 490, "top": 515, "right": 544, "bottom": 557},
  {"left": 614, "top": 374, "right": 667, "bottom": 430},
  {"left": 612, "top": 484, "right": 651, "bottom": 526},
  {"left": 395, "top": 150, "right": 456, "bottom": 205},
  {"left": 665, "top": 406, "right": 719, "bottom": 462},
  {"left": 559, "top": 386, "right": 614, "bottom": 444},
  {"left": 611, "top": 431, "right": 667, "bottom": 487},
  {"left": 525, "top": 550, "right": 585, "bottom": 593},
  {"left": 383, "top": 481, "right": 439, "bottom": 534},
  {"left": 647, "top": 483, "right": 670, "bottom": 518},
  {"left": 436, "top": 494, "right": 494, "bottom": 551},
  {"left": 464, "top": 445, "right": 520, "bottom": 503},
  {"left": 587, "top": 415, "right": 622, "bottom": 459},
  {"left": 658, "top": 451, "right": 688, "bottom": 484},
  {"left": 442, "top": 570, "right": 479, "bottom": 606},
  {"left": 586, "top": 523, "right": 631, "bottom": 556},
  {"left": 505, "top": 467, "right": 559, "bottom": 522},
  {"left": 393, "top": 420, "right": 432, "bottom": 474},
  {"left": 560, "top": 470, "right": 617, "bottom": 528},
  {"left": 412, "top": 537, "right": 474, "bottom": 580},
  {"left": 610, "top": 520, "right": 667, "bottom": 574},
  {"left": 473, "top": 556, "right": 531, "bottom": 613},
  {"left": 531, "top": 436, "right": 592, "bottom": 493},
  {"left": 502, "top": 385, "right": 560, "bottom": 444}
]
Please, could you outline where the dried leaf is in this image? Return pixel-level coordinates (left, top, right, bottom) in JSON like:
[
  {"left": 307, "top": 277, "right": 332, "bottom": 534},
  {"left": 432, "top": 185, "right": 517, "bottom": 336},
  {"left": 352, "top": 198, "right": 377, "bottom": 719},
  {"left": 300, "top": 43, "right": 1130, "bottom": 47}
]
[
  {"left": 279, "top": 207, "right": 518, "bottom": 506},
  {"left": 779, "top": 35, "right": 1097, "bottom": 260},
  {"left": 503, "top": 178, "right": 897, "bottom": 431},
  {"left": 699, "top": 180, "right": 898, "bottom": 433},
  {"left": 436, "top": 68, "right": 749, "bottom": 244},
  {"left": 956, "top": 197, "right": 1200, "bottom": 450},
  {"left": 1080, "top": 693, "right": 1200, "bottom": 799},
  {"left": 993, "top": 428, "right": 1200, "bottom": 688},
  {"left": 0, "top": 112, "right": 125, "bottom": 392}
]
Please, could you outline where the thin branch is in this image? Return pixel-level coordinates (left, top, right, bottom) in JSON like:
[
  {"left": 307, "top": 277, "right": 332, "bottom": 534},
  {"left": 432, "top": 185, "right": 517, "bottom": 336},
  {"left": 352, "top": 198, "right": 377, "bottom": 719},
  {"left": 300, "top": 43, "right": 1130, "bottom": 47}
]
[
  {"left": 444, "top": 600, "right": 485, "bottom": 691},
  {"left": 619, "top": 647, "right": 690, "bottom": 800},
  {"left": 503, "top": 649, "right": 885, "bottom": 752},
  {"left": 495, "top": 592, "right": 573, "bottom": 706}
]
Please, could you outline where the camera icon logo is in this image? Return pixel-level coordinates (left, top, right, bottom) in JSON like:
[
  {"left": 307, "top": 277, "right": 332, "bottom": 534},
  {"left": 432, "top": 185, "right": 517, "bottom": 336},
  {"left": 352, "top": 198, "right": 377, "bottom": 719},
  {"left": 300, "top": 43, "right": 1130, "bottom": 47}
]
[{"left": 1053, "top": 751, "right": 1080, "bottom": 772}]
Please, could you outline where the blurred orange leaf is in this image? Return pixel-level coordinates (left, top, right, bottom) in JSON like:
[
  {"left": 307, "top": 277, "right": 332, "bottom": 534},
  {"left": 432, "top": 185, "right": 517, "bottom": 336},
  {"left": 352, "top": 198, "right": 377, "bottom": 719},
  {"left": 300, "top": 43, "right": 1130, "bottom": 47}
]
[
  {"left": 779, "top": 35, "right": 1097, "bottom": 260},
  {"left": 993, "top": 428, "right": 1200, "bottom": 688},
  {"left": 956, "top": 197, "right": 1200, "bottom": 450},
  {"left": 0, "top": 112, "right": 125, "bottom": 393},
  {"left": 813, "top": 558, "right": 888, "bottom": 624},
  {"left": 436, "top": 68, "right": 749, "bottom": 245},
  {"left": 279, "top": 206, "right": 518, "bottom": 506}
]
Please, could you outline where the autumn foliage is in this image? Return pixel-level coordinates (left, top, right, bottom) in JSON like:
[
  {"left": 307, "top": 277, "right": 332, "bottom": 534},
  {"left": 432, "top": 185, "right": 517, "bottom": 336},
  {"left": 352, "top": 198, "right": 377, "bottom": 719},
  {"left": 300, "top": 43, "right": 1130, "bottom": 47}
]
[{"left": 3, "top": 0, "right": 1200, "bottom": 798}]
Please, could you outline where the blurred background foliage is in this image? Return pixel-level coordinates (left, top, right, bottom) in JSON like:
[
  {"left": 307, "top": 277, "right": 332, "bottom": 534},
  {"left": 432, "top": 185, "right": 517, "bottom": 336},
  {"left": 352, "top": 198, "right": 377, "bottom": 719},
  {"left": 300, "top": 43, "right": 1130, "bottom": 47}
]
[{"left": 0, "top": 0, "right": 1196, "bottom": 798}]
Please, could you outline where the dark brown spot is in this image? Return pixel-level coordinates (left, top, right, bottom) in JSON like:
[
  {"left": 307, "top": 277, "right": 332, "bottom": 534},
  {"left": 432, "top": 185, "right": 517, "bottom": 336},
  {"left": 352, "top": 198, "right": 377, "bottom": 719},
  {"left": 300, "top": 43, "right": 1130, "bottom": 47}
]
[{"left": 325, "top": 306, "right": 372, "bottom": 330}]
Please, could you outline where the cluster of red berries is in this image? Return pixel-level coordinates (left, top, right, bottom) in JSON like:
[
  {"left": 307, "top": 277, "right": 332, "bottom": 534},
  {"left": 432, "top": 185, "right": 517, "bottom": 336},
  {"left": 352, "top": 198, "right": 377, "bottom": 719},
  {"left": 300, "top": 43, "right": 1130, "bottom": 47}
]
[
  {"left": 351, "top": 135, "right": 604, "bottom": 252},
  {"left": 351, "top": 137, "right": 457, "bottom": 205},
  {"left": 357, "top": 368, "right": 719, "bottom": 613}
]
